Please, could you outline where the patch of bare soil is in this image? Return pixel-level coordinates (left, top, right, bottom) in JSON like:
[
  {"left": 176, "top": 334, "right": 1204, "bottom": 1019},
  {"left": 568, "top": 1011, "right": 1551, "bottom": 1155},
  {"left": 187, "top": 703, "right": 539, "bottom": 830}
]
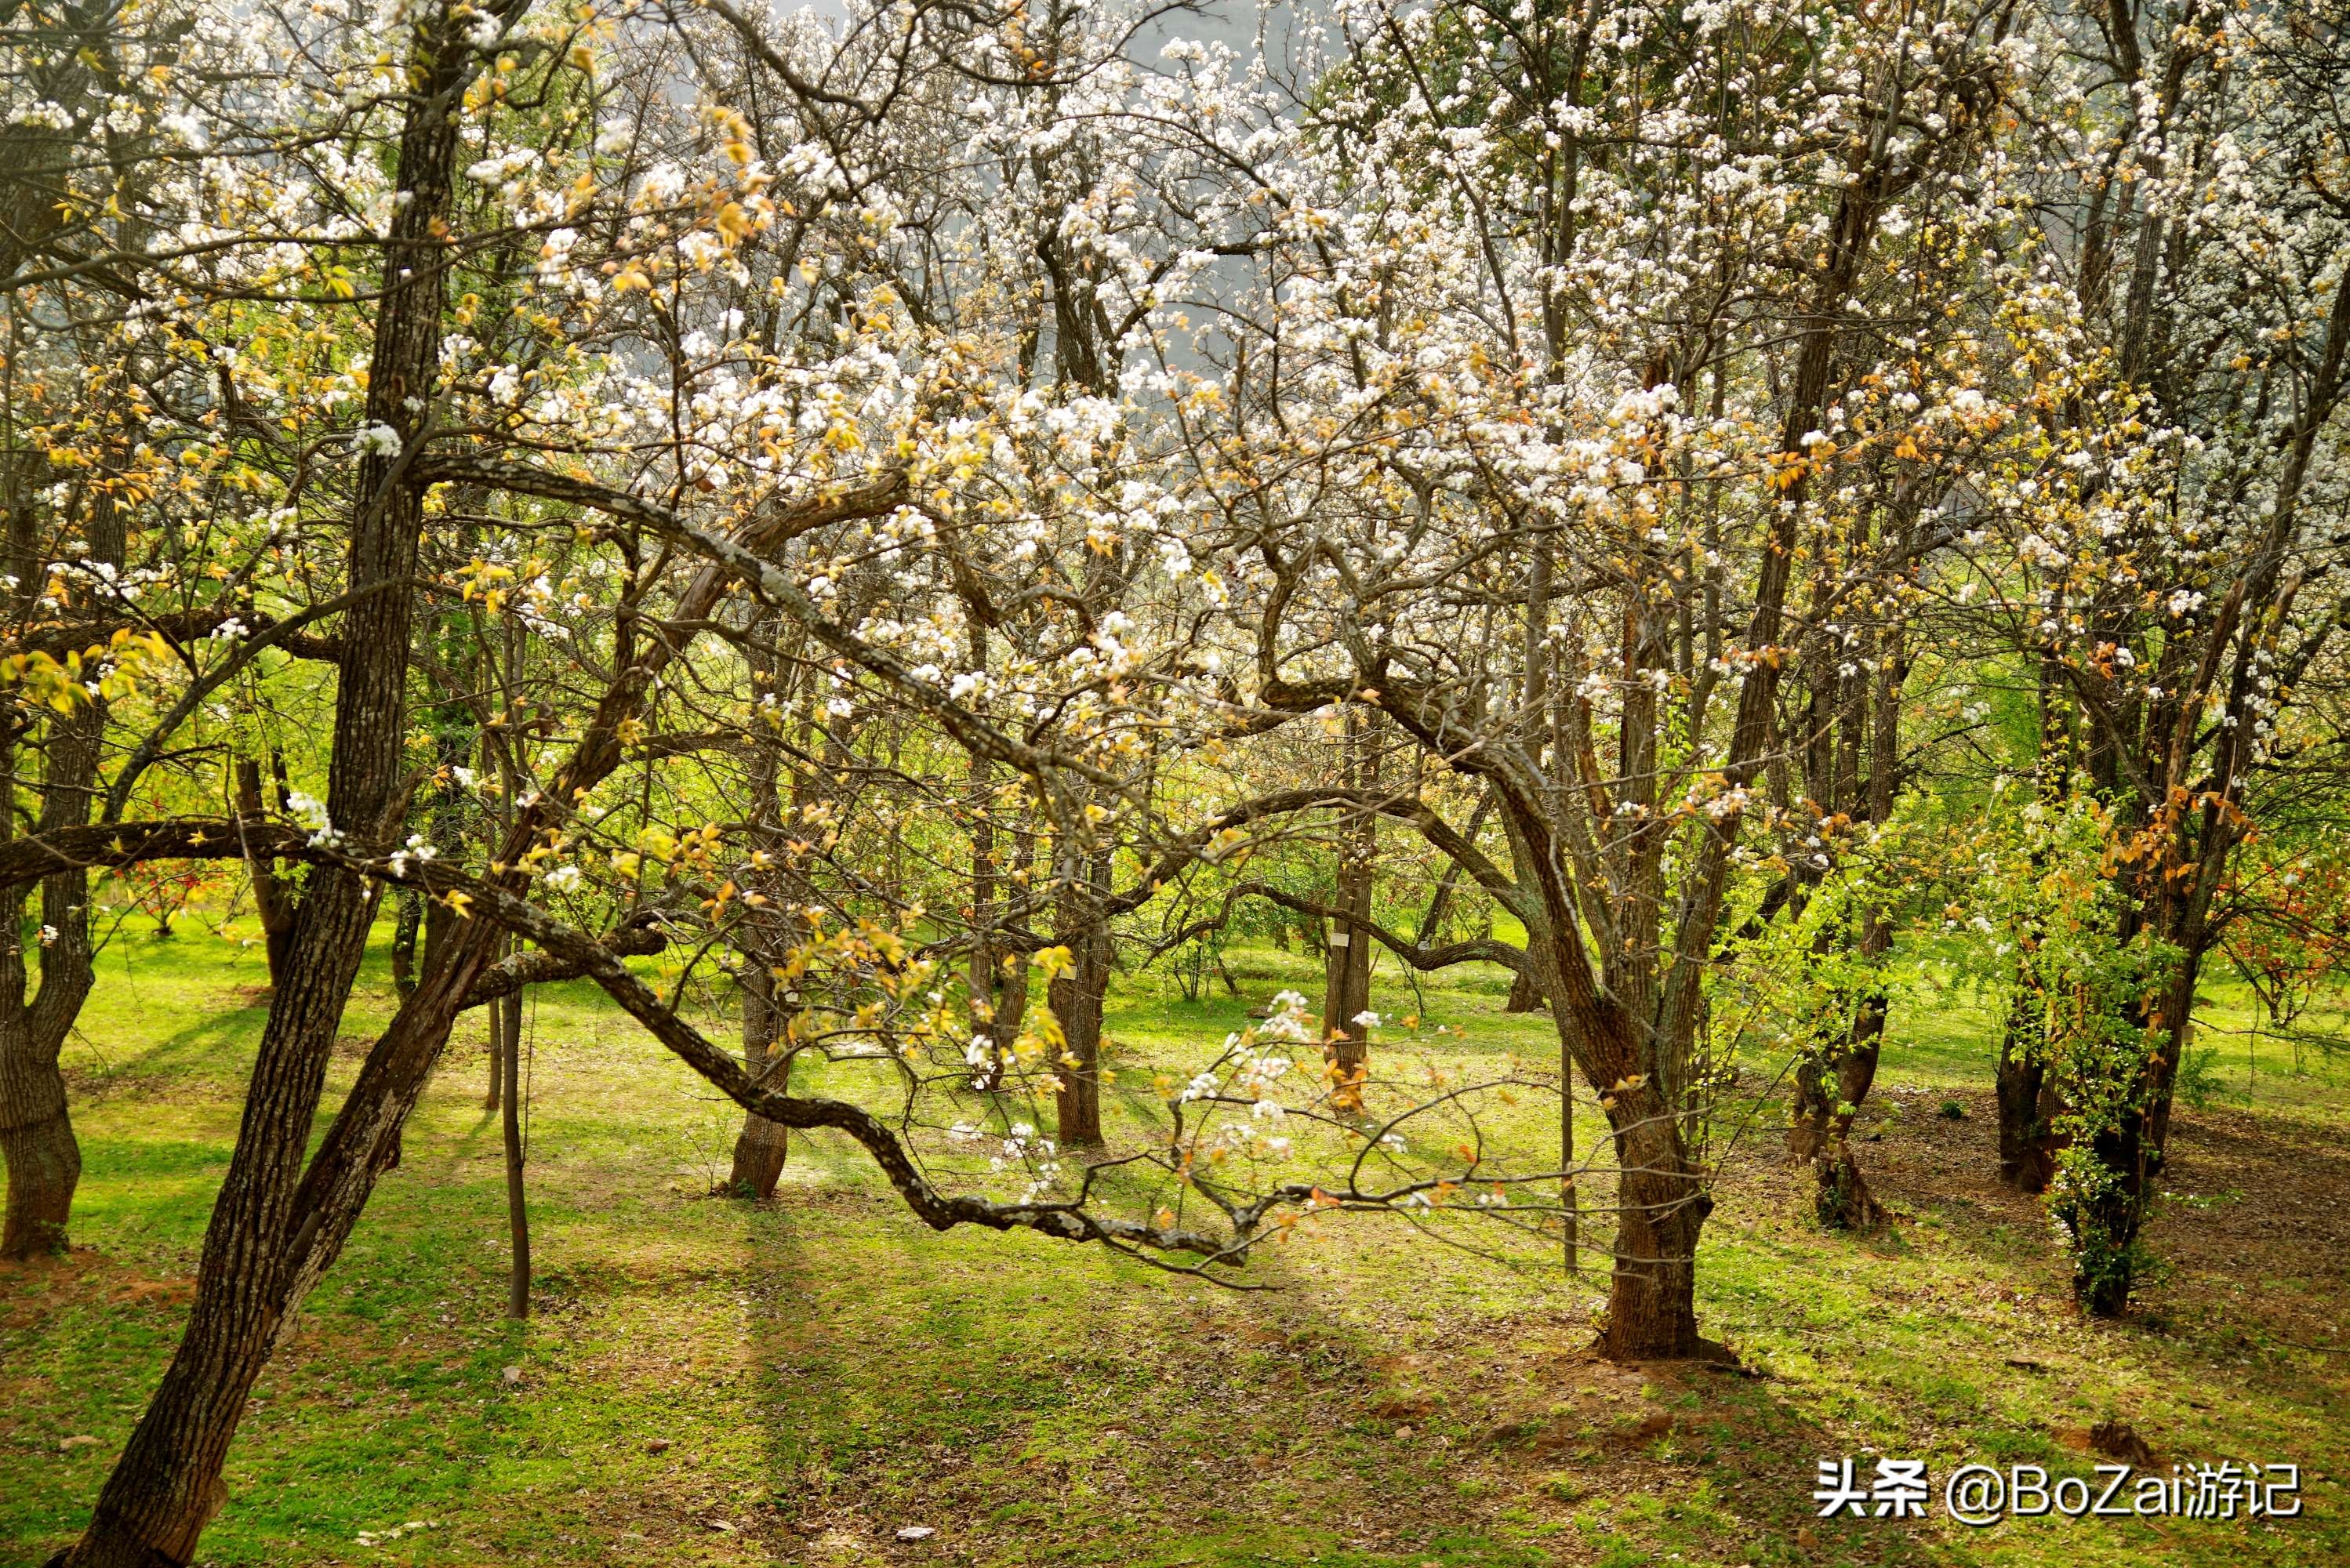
[
  {"left": 60, "top": 1063, "right": 198, "bottom": 1105},
  {"left": 0, "top": 1247, "right": 193, "bottom": 1335},
  {"left": 0, "top": 1250, "right": 194, "bottom": 1461},
  {"left": 1757, "top": 1084, "right": 2350, "bottom": 1354}
]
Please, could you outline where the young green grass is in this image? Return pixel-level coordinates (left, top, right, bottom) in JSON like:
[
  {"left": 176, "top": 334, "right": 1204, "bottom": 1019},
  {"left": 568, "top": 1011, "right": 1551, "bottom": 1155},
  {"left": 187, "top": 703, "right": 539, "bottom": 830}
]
[{"left": 4, "top": 924, "right": 2344, "bottom": 1566}]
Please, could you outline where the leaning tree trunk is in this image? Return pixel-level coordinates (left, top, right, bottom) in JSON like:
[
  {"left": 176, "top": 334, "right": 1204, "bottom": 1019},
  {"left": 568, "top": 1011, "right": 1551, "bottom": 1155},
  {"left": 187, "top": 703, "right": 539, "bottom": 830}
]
[{"left": 55, "top": 11, "right": 479, "bottom": 1558}]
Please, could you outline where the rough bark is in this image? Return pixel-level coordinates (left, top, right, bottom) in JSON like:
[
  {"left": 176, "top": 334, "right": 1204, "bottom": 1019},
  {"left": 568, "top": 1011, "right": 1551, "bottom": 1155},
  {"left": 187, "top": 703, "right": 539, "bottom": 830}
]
[
  {"left": 390, "top": 891, "right": 422, "bottom": 998},
  {"left": 0, "top": 1036, "right": 80, "bottom": 1258},
  {"left": 0, "top": 487, "right": 117, "bottom": 1258},
  {"left": 54, "top": 11, "right": 489, "bottom": 1559},
  {"left": 0, "top": 710, "right": 103, "bottom": 1258},
  {"left": 1051, "top": 848, "right": 1112, "bottom": 1149},
  {"left": 1596, "top": 1083, "right": 1711, "bottom": 1361}
]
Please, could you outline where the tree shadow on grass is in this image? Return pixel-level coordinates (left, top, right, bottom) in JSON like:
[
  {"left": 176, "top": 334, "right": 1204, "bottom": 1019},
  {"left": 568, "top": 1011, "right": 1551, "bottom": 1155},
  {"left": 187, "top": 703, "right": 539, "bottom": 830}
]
[
  {"left": 710, "top": 1149, "right": 1992, "bottom": 1568},
  {"left": 1702, "top": 1084, "right": 2350, "bottom": 1565}
]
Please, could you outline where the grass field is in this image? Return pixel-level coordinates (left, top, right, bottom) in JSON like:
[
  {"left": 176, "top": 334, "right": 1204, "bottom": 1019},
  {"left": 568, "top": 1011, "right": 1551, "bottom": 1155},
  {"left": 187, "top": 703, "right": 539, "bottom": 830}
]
[{"left": 4, "top": 924, "right": 2346, "bottom": 1567}]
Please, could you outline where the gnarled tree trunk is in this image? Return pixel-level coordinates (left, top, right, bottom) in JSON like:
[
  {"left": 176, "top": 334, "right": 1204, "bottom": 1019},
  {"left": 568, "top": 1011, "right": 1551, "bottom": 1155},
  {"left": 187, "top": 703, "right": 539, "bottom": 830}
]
[
  {"left": 1807, "top": 997, "right": 1887, "bottom": 1231},
  {"left": 1597, "top": 1083, "right": 1710, "bottom": 1360}
]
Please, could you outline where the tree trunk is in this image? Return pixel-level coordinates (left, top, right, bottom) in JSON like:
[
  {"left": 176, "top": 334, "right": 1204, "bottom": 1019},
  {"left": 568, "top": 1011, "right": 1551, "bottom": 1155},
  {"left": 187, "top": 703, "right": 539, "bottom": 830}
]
[
  {"left": 987, "top": 820, "right": 1038, "bottom": 1044},
  {"left": 55, "top": 13, "right": 477, "bottom": 1557},
  {"left": 725, "top": 964, "right": 790, "bottom": 1200},
  {"left": 1785, "top": 1054, "right": 1834, "bottom": 1163},
  {"left": 993, "top": 946, "right": 1031, "bottom": 1043},
  {"left": 1052, "top": 849, "right": 1112, "bottom": 1148},
  {"left": 1502, "top": 968, "right": 1541, "bottom": 1013},
  {"left": 0, "top": 1029, "right": 78, "bottom": 1258},
  {"left": 0, "top": 485, "right": 115, "bottom": 1261},
  {"left": 234, "top": 756, "right": 297, "bottom": 988},
  {"left": 1051, "top": 935, "right": 1109, "bottom": 1149},
  {"left": 390, "top": 891, "right": 422, "bottom": 998},
  {"left": 1788, "top": 610, "right": 1904, "bottom": 1230},
  {"left": 1810, "top": 995, "right": 1886, "bottom": 1231},
  {"left": 1786, "top": 1006, "right": 1887, "bottom": 1230},
  {"left": 1322, "top": 713, "right": 1375, "bottom": 1094},
  {"left": 492, "top": 609, "right": 528, "bottom": 1313},
  {"left": 0, "top": 738, "right": 100, "bottom": 1262},
  {"left": 1320, "top": 897, "right": 1371, "bottom": 1068},
  {"left": 1996, "top": 994, "right": 2056, "bottom": 1192},
  {"left": 725, "top": 608, "right": 794, "bottom": 1192},
  {"left": 1598, "top": 1094, "right": 1710, "bottom": 1360},
  {"left": 2062, "top": 956, "right": 2198, "bottom": 1317},
  {"left": 965, "top": 621, "right": 1003, "bottom": 1071},
  {"left": 499, "top": 982, "right": 528, "bottom": 1318},
  {"left": 482, "top": 980, "right": 505, "bottom": 1111}
]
